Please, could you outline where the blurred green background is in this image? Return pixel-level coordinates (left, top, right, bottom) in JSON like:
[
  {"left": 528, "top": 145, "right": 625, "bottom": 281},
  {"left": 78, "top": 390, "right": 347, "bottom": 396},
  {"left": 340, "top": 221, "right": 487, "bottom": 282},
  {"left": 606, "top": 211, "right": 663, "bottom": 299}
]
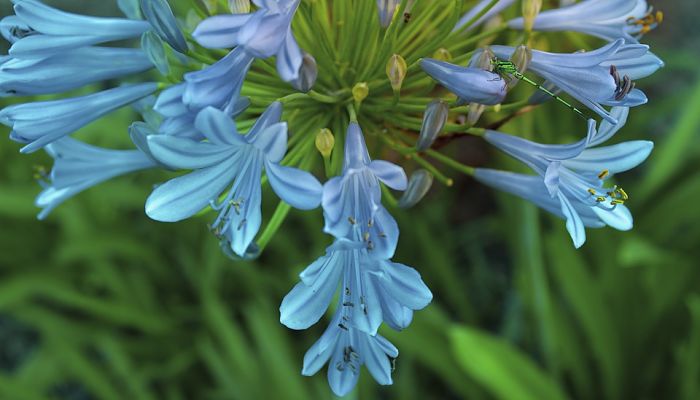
[{"left": 1, "top": 0, "right": 700, "bottom": 399}]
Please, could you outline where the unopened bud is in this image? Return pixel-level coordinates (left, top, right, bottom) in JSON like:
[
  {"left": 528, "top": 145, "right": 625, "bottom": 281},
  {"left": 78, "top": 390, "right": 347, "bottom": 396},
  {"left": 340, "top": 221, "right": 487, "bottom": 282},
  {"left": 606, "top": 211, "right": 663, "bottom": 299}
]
[
  {"left": 467, "top": 103, "right": 487, "bottom": 126},
  {"left": 416, "top": 99, "right": 449, "bottom": 151},
  {"left": 522, "top": 0, "right": 542, "bottom": 32},
  {"left": 228, "top": 0, "right": 250, "bottom": 13},
  {"left": 386, "top": 54, "right": 407, "bottom": 93},
  {"left": 200, "top": 0, "right": 217, "bottom": 14},
  {"left": 315, "top": 128, "right": 335, "bottom": 158},
  {"left": 352, "top": 82, "right": 369, "bottom": 104},
  {"left": 292, "top": 52, "right": 318, "bottom": 93},
  {"left": 432, "top": 48, "right": 452, "bottom": 62},
  {"left": 508, "top": 45, "right": 532, "bottom": 88},
  {"left": 398, "top": 170, "right": 434, "bottom": 208}
]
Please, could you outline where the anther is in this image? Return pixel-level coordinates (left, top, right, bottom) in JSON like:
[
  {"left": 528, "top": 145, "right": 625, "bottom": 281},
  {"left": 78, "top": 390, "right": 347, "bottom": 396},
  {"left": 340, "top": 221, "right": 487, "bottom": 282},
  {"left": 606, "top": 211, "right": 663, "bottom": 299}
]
[
  {"left": 343, "top": 302, "right": 354, "bottom": 307},
  {"left": 596, "top": 196, "right": 607, "bottom": 203},
  {"left": 237, "top": 218, "right": 247, "bottom": 231},
  {"left": 338, "top": 323, "right": 349, "bottom": 331},
  {"left": 598, "top": 169, "right": 610, "bottom": 180},
  {"left": 363, "top": 232, "right": 370, "bottom": 242},
  {"left": 587, "top": 188, "right": 597, "bottom": 196},
  {"left": 348, "top": 216, "right": 356, "bottom": 225}
]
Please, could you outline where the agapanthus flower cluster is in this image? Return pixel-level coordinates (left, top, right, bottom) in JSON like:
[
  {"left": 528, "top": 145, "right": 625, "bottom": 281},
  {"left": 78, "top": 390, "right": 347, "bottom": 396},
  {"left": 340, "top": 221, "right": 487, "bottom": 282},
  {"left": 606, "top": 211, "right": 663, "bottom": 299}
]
[{"left": 0, "top": 0, "right": 664, "bottom": 395}]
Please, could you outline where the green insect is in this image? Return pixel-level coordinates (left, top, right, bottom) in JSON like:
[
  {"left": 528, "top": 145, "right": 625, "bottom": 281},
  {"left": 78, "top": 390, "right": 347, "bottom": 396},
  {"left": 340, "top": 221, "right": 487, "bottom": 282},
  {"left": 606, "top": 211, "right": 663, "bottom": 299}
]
[{"left": 490, "top": 58, "right": 589, "bottom": 121}]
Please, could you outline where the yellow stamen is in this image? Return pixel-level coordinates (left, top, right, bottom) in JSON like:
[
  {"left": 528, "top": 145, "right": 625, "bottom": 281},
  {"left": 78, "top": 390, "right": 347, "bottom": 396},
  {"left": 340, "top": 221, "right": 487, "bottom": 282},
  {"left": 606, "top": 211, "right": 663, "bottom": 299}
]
[
  {"left": 598, "top": 169, "right": 609, "bottom": 180},
  {"left": 587, "top": 188, "right": 597, "bottom": 196}
]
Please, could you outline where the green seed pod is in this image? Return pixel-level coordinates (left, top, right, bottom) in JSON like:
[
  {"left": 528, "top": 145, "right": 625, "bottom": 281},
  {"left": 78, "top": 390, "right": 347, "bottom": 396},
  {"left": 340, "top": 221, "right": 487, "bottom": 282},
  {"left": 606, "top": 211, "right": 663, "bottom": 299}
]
[
  {"left": 386, "top": 54, "right": 407, "bottom": 93},
  {"left": 315, "top": 128, "right": 335, "bottom": 158}
]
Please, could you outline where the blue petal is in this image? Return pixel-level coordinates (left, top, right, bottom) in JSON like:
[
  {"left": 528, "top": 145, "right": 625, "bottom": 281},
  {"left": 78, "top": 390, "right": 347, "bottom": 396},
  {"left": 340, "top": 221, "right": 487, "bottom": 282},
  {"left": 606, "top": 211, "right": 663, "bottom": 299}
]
[
  {"left": 145, "top": 157, "right": 237, "bottom": 222},
  {"left": 275, "top": 28, "right": 303, "bottom": 82},
  {"left": 302, "top": 322, "right": 340, "bottom": 376},
  {"left": 141, "top": 31, "right": 169, "bottom": 75},
  {"left": 265, "top": 160, "right": 322, "bottom": 210},
  {"left": 544, "top": 161, "right": 560, "bottom": 197},
  {"left": 147, "top": 135, "right": 237, "bottom": 170},
  {"left": 154, "top": 84, "right": 187, "bottom": 117},
  {"left": 589, "top": 107, "right": 628, "bottom": 146},
  {"left": 343, "top": 122, "right": 371, "bottom": 170},
  {"left": 563, "top": 141, "right": 653, "bottom": 174},
  {"left": 359, "top": 333, "right": 394, "bottom": 385},
  {"left": 369, "top": 160, "right": 407, "bottom": 191},
  {"left": 194, "top": 107, "right": 245, "bottom": 146},
  {"left": 592, "top": 203, "right": 633, "bottom": 231},
  {"left": 246, "top": 101, "right": 283, "bottom": 135},
  {"left": 454, "top": 0, "right": 516, "bottom": 32},
  {"left": 248, "top": 122, "right": 288, "bottom": 162},
  {"left": 237, "top": 12, "right": 290, "bottom": 58},
  {"left": 193, "top": 13, "right": 252, "bottom": 48},
  {"left": 376, "top": 261, "right": 432, "bottom": 310},
  {"left": 558, "top": 192, "right": 586, "bottom": 248}
]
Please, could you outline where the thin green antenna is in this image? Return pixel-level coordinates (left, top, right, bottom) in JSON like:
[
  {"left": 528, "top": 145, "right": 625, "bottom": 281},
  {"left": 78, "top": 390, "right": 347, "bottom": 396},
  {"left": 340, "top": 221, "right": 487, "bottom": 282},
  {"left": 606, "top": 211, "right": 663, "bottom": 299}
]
[{"left": 491, "top": 58, "right": 589, "bottom": 121}]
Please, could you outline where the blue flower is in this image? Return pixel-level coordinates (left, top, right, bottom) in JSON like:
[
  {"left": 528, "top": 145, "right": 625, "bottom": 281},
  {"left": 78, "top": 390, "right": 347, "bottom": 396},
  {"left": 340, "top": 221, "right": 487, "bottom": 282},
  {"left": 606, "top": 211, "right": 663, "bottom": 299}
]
[
  {"left": 139, "top": 0, "right": 188, "bottom": 53},
  {"left": 4, "top": 0, "right": 149, "bottom": 59},
  {"left": 508, "top": 0, "right": 659, "bottom": 43},
  {"left": 280, "top": 238, "right": 432, "bottom": 334},
  {"left": 322, "top": 122, "right": 408, "bottom": 259},
  {"left": 0, "top": 47, "right": 153, "bottom": 96},
  {"left": 421, "top": 58, "right": 507, "bottom": 106},
  {"left": 376, "top": 0, "right": 399, "bottom": 28},
  {"left": 145, "top": 103, "right": 322, "bottom": 256},
  {"left": 1, "top": 82, "right": 158, "bottom": 153},
  {"left": 192, "top": 0, "right": 303, "bottom": 81},
  {"left": 477, "top": 107, "right": 653, "bottom": 247},
  {"left": 35, "top": 137, "right": 157, "bottom": 219},
  {"left": 301, "top": 309, "right": 399, "bottom": 397},
  {"left": 482, "top": 39, "right": 662, "bottom": 123},
  {"left": 454, "top": 0, "right": 516, "bottom": 32}
]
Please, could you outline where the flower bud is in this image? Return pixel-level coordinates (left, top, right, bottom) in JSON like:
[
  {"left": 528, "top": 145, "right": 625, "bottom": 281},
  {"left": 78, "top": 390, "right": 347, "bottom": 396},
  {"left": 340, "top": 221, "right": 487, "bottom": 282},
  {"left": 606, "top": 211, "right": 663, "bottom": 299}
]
[
  {"left": 229, "top": 0, "right": 250, "bottom": 13},
  {"left": 315, "top": 128, "right": 335, "bottom": 158},
  {"left": 141, "top": 31, "right": 170, "bottom": 76},
  {"left": 140, "top": 0, "right": 188, "bottom": 53},
  {"left": 398, "top": 170, "right": 434, "bottom": 208},
  {"left": 416, "top": 99, "right": 449, "bottom": 151},
  {"left": 200, "top": 0, "right": 217, "bottom": 13},
  {"left": 386, "top": 54, "right": 407, "bottom": 93},
  {"left": 432, "top": 48, "right": 452, "bottom": 62},
  {"left": 291, "top": 52, "right": 318, "bottom": 93},
  {"left": 352, "top": 82, "right": 369, "bottom": 104},
  {"left": 508, "top": 45, "right": 532, "bottom": 89},
  {"left": 522, "top": 0, "right": 542, "bottom": 32},
  {"left": 377, "top": 0, "right": 400, "bottom": 28},
  {"left": 467, "top": 47, "right": 495, "bottom": 125}
]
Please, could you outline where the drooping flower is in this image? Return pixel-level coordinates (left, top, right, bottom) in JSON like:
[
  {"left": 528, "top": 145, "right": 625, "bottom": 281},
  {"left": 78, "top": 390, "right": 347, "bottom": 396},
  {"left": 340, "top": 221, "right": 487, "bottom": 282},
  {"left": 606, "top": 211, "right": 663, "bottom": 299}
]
[
  {"left": 35, "top": 137, "right": 157, "bottom": 219},
  {"left": 4, "top": 0, "right": 149, "bottom": 59},
  {"left": 454, "top": 0, "right": 517, "bottom": 32},
  {"left": 0, "top": 47, "right": 154, "bottom": 96},
  {"left": 480, "top": 39, "right": 662, "bottom": 123},
  {"left": 420, "top": 58, "right": 508, "bottom": 106},
  {"left": 508, "top": 0, "right": 661, "bottom": 43},
  {"left": 477, "top": 107, "right": 653, "bottom": 247},
  {"left": 322, "top": 122, "right": 408, "bottom": 259},
  {"left": 145, "top": 103, "right": 322, "bottom": 256},
  {"left": 1, "top": 82, "right": 158, "bottom": 153},
  {"left": 301, "top": 309, "right": 399, "bottom": 397},
  {"left": 192, "top": 0, "right": 303, "bottom": 82},
  {"left": 280, "top": 122, "right": 432, "bottom": 396}
]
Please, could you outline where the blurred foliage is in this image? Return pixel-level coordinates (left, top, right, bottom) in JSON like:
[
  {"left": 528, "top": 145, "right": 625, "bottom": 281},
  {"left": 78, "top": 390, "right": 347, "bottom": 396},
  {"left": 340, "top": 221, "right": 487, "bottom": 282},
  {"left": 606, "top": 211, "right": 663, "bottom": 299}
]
[{"left": 1, "top": 0, "right": 700, "bottom": 399}]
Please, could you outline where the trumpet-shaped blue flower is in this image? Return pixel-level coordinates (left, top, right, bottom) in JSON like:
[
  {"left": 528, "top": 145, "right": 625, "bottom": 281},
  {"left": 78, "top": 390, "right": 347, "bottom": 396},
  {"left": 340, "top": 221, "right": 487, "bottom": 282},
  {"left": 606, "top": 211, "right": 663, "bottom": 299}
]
[
  {"left": 322, "top": 122, "right": 408, "bottom": 259},
  {"left": 0, "top": 47, "right": 154, "bottom": 96},
  {"left": 301, "top": 308, "right": 399, "bottom": 397},
  {"left": 35, "top": 137, "right": 157, "bottom": 219},
  {"left": 1, "top": 82, "right": 158, "bottom": 154},
  {"left": 455, "top": 0, "right": 516, "bottom": 32},
  {"left": 508, "top": 0, "right": 658, "bottom": 43},
  {"left": 139, "top": 0, "right": 188, "bottom": 53},
  {"left": 145, "top": 103, "right": 322, "bottom": 256},
  {"left": 192, "top": 0, "right": 303, "bottom": 82},
  {"left": 421, "top": 58, "right": 507, "bottom": 106},
  {"left": 4, "top": 0, "right": 149, "bottom": 59},
  {"left": 481, "top": 39, "right": 661, "bottom": 123},
  {"left": 280, "top": 238, "right": 432, "bottom": 335},
  {"left": 478, "top": 107, "right": 653, "bottom": 248}
]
